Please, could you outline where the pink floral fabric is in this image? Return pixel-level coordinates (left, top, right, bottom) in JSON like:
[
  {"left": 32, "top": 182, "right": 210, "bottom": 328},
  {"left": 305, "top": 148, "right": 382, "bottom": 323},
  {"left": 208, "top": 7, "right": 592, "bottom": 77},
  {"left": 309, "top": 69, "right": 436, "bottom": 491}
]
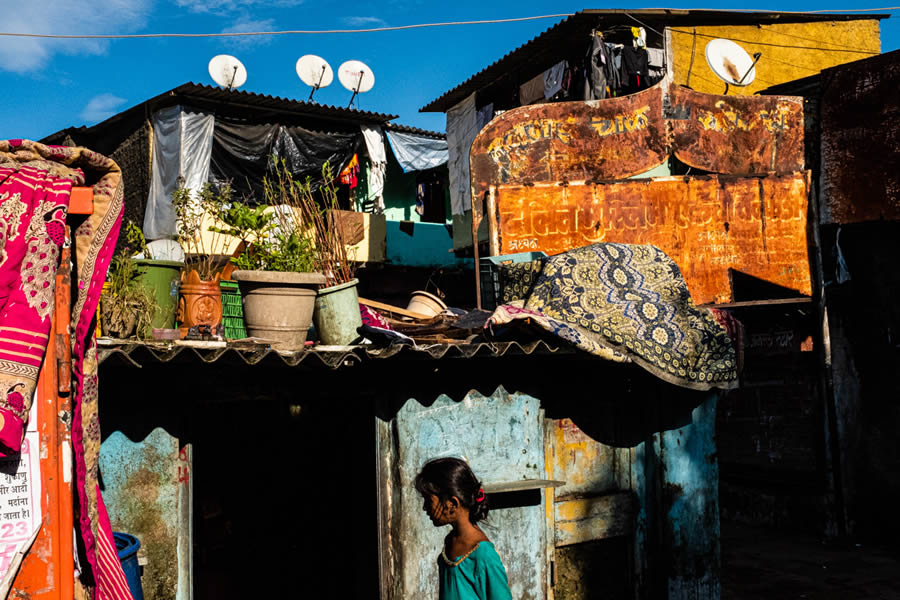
[
  {"left": 0, "top": 163, "right": 71, "bottom": 453},
  {"left": 0, "top": 140, "right": 132, "bottom": 600}
]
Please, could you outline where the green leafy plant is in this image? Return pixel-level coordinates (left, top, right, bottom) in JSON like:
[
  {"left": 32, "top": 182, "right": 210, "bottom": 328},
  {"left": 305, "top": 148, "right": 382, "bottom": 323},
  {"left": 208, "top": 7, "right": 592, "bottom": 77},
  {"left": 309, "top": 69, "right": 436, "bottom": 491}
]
[
  {"left": 101, "top": 221, "right": 155, "bottom": 338},
  {"left": 172, "top": 180, "right": 231, "bottom": 280}
]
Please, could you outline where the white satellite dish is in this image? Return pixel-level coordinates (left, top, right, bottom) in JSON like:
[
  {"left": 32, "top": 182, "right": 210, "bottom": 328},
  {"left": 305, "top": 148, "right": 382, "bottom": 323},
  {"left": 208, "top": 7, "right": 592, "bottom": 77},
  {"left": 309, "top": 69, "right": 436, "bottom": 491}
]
[
  {"left": 705, "top": 39, "right": 761, "bottom": 94},
  {"left": 337, "top": 60, "right": 375, "bottom": 107},
  {"left": 296, "top": 55, "right": 334, "bottom": 102},
  {"left": 208, "top": 54, "right": 247, "bottom": 90}
]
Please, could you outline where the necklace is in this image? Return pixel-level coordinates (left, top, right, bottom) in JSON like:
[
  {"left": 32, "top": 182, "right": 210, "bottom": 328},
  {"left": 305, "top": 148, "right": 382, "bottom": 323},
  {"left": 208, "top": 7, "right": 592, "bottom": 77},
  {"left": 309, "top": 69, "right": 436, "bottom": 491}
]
[{"left": 441, "top": 542, "right": 480, "bottom": 567}]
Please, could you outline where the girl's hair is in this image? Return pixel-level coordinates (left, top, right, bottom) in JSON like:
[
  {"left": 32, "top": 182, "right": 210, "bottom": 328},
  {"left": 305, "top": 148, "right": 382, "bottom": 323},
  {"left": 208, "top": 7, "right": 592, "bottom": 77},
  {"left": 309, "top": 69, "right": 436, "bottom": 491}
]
[{"left": 415, "top": 457, "right": 489, "bottom": 524}]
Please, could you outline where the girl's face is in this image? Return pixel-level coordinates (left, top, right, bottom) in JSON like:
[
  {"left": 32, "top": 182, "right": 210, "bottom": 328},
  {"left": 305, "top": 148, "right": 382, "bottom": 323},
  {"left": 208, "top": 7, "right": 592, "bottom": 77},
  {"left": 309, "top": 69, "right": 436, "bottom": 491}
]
[{"left": 422, "top": 493, "right": 452, "bottom": 526}]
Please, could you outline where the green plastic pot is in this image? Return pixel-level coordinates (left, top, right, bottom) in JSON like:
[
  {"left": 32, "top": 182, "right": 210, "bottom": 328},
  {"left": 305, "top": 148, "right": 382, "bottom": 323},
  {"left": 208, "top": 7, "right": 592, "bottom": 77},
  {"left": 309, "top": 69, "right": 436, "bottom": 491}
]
[
  {"left": 313, "top": 278, "right": 362, "bottom": 346},
  {"left": 133, "top": 259, "right": 183, "bottom": 331}
]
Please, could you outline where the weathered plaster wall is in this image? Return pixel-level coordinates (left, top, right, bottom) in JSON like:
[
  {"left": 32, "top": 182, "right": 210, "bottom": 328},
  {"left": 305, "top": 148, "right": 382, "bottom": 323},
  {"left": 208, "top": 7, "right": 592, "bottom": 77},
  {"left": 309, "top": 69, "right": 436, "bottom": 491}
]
[{"left": 672, "top": 21, "right": 881, "bottom": 96}]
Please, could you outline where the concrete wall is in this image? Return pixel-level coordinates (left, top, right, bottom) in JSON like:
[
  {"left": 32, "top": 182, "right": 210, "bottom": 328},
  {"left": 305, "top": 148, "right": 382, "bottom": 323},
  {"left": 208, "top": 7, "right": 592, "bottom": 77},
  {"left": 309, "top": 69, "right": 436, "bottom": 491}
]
[{"left": 671, "top": 20, "right": 881, "bottom": 96}]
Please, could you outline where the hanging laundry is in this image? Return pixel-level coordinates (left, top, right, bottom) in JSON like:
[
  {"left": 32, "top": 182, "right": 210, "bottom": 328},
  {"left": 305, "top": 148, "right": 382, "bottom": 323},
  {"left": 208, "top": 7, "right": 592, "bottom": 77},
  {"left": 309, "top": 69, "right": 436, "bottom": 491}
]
[
  {"left": 415, "top": 181, "right": 426, "bottom": 216},
  {"left": 339, "top": 153, "right": 359, "bottom": 189},
  {"left": 584, "top": 33, "right": 608, "bottom": 100},
  {"left": 544, "top": 60, "right": 567, "bottom": 100},
  {"left": 477, "top": 103, "right": 494, "bottom": 129},
  {"left": 519, "top": 71, "right": 546, "bottom": 105},
  {"left": 620, "top": 46, "right": 650, "bottom": 92},
  {"left": 647, "top": 47, "right": 665, "bottom": 69},
  {"left": 631, "top": 26, "right": 647, "bottom": 48},
  {"left": 604, "top": 43, "right": 623, "bottom": 93}
]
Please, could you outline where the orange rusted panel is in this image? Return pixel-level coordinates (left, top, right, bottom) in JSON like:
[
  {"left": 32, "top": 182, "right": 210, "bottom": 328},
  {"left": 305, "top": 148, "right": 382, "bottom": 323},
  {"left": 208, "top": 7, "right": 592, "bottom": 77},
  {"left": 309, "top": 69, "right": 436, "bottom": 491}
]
[
  {"left": 492, "top": 173, "right": 812, "bottom": 305},
  {"left": 470, "top": 82, "right": 668, "bottom": 213},
  {"left": 669, "top": 86, "right": 805, "bottom": 175}
]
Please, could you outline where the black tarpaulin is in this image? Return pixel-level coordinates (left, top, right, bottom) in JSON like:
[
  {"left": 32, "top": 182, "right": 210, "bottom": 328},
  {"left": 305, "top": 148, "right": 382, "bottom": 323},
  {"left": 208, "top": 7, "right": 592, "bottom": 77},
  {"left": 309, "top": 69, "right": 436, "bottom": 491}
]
[{"left": 209, "top": 118, "right": 359, "bottom": 200}]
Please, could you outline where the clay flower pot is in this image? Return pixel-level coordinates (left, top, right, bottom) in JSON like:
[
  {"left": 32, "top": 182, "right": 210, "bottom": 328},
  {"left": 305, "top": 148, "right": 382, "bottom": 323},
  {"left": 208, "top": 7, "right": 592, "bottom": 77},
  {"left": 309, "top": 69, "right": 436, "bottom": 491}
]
[{"left": 177, "top": 269, "right": 223, "bottom": 339}]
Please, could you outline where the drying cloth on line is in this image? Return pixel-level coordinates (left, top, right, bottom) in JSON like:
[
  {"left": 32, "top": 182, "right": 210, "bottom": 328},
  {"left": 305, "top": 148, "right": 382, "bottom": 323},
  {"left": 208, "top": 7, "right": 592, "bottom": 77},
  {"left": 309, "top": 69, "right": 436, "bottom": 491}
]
[
  {"left": 446, "top": 93, "right": 479, "bottom": 216},
  {"left": 544, "top": 61, "right": 567, "bottom": 99},
  {"left": 0, "top": 140, "right": 133, "bottom": 600},
  {"left": 487, "top": 243, "right": 738, "bottom": 390},
  {"left": 385, "top": 130, "right": 449, "bottom": 173},
  {"left": 519, "top": 72, "right": 546, "bottom": 105}
]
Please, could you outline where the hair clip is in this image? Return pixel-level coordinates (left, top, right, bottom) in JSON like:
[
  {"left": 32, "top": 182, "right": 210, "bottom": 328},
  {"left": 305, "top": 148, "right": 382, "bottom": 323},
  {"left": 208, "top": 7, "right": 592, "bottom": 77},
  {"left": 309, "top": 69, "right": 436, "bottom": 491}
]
[{"left": 475, "top": 488, "right": 485, "bottom": 503}]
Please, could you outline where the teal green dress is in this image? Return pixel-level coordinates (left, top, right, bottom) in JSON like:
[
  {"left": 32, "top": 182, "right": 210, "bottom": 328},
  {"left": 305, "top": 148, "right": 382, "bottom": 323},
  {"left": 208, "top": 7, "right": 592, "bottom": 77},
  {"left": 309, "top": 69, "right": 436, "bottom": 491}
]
[{"left": 438, "top": 541, "right": 512, "bottom": 600}]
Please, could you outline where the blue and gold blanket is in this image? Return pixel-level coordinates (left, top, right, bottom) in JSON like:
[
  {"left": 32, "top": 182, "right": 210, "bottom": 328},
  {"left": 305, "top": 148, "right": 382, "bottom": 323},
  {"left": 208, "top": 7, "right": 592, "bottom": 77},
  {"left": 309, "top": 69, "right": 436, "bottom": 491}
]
[{"left": 488, "top": 243, "right": 738, "bottom": 390}]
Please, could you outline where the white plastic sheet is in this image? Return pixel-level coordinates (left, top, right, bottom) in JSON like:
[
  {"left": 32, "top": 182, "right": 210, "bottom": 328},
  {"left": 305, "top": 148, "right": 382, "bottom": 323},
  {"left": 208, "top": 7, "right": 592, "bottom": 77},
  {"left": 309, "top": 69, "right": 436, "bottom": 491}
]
[
  {"left": 446, "top": 93, "right": 479, "bottom": 216},
  {"left": 385, "top": 130, "right": 448, "bottom": 173},
  {"left": 144, "top": 106, "right": 215, "bottom": 240},
  {"left": 361, "top": 124, "right": 386, "bottom": 214}
]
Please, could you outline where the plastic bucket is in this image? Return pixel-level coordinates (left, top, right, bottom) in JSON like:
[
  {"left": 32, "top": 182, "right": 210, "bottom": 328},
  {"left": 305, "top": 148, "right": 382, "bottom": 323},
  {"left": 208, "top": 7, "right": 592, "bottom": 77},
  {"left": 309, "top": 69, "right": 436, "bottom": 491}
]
[
  {"left": 133, "top": 259, "right": 182, "bottom": 330},
  {"left": 113, "top": 532, "right": 144, "bottom": 600},
  {"left": 313, "top": 278, "right": 362, "bottom": 346}
]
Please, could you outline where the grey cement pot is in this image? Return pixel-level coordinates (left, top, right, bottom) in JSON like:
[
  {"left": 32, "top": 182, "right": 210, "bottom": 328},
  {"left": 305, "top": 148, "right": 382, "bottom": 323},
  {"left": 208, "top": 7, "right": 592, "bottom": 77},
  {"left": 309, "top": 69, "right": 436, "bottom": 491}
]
[{"left": 231, "top": 270, "right": 326, "bottom": 351}]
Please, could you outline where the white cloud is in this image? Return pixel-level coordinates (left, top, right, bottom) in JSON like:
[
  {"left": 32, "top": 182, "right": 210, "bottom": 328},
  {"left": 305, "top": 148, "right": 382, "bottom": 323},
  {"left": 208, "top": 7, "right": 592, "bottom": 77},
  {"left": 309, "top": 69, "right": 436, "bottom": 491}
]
[
  {"left": 80, "top": 94, "right": 128, "bottom": 123},
  {"left": 0, "top": 0, "right": 152, "bottom": 73},
  {"left": 219, "top": 17, "right": 276, "bottom": 47},
  {"left": 341, "top": 16, "right": 387, "bottom": 27},
  {"left": 174, "top": 0, "right": 302, "bottom": 15}
]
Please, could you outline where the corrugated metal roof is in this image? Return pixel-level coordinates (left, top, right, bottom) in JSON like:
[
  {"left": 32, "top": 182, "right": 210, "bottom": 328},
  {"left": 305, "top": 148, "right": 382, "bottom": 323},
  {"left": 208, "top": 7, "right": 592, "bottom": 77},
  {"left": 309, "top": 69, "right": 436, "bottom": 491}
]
[
  {"left": 383, "top": 123, "right": 446, "bottom": 139},
  {"left": 43, "top": 81, "right": 398, "bottom": 144},
  {"left": 171, "top": 82, "right": 398, "bottom": 122},
  {"left": 96, "top": 338, "right": 569, "bottom": 369},
  {"left": 420, "top": 8, "right": 889, "bottom": 113}
]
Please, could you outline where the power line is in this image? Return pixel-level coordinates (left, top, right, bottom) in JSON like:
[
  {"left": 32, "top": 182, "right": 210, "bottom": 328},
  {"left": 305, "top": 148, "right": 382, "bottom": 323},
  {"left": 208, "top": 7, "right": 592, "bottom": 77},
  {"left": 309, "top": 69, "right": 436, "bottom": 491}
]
[
  {"left": 0, "top": 13, "right": 575, "bottom": 40},
  {"left": 639, "top": 5, "right": 899, "bottom": 12}
]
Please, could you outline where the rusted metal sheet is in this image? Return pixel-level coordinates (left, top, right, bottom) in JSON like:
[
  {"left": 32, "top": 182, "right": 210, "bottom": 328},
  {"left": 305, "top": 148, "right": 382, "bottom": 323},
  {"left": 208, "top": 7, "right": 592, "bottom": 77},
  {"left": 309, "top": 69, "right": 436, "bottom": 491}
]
[
  {"left": 470, "top": 83, "right": 669, "bottom": 218},
  {"left": 492, "top": 173, "right": 812, "bottom": 304},
  {"left": 820, "top": 51, "right": 900, "bottom": 224},
  {"left": 669, "top": 86, "right": 805, "bottom": 174},
  {"left": 470, "top": 83, "right": 805, "bottom": 224}
]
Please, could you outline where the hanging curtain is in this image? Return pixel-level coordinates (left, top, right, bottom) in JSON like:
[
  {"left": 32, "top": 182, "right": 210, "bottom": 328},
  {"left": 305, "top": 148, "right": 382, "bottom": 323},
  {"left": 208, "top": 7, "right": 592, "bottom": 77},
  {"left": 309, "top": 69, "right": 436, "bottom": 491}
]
[{"left": 144, "top": 106, "right": 215, "bottom": 240}]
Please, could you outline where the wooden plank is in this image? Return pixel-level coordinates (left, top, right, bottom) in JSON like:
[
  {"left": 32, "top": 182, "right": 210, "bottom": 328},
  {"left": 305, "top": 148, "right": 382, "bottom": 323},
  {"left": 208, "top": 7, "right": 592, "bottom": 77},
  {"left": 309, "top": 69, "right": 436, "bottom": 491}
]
[
  {"left": 358, "top": 297, "right": 432, "bottom": 321},
  {"left": 699, "top": 297, "right": 812, "bottom": 309},
  {"left": 483, "top": 479, "right": 565, "bottom": 494},
  {"left": 554, "top": 492, "right": 637, "bottom": 546}
]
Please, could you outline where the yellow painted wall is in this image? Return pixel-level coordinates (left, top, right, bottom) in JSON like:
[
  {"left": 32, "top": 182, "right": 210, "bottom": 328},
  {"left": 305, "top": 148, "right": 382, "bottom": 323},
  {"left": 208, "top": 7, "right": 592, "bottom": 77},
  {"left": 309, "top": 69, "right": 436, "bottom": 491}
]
[{"left": 671, "top": 20, "right": 881, "bottom": 95}]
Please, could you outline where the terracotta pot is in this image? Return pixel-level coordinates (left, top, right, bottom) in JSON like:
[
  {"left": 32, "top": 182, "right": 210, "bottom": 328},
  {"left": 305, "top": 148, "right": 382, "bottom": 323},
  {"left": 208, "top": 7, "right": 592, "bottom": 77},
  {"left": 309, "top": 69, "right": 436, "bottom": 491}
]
[
  {"left": 177, "top": 270, "right": 223, "bottom": 339},
  {"left": 232, "top": 270, "right": 326, "bottom": 351}
]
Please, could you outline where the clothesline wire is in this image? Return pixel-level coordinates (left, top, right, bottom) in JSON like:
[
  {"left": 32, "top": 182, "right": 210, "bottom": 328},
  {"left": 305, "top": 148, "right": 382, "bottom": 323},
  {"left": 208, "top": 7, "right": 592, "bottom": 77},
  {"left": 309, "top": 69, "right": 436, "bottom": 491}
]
[
  {"left": 0, "top": 14, "right": 575, "bottom": 39},
  {"left": 0, "top": 7, "right": 896, "bottom": 39}
]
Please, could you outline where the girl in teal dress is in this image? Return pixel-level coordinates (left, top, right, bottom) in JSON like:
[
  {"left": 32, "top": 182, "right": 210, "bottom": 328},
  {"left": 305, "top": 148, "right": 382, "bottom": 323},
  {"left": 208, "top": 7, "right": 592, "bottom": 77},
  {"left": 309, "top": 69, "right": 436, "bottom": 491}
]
[{"left": 415, "top": 458, "right": 513, "bottom": 600}]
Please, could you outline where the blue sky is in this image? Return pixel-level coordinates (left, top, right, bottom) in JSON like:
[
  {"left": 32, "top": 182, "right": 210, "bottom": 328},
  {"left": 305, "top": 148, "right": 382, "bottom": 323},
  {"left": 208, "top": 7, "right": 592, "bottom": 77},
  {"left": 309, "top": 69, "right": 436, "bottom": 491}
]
[{"left": 1, "top": 1, "right": 897, "bottom": 141}]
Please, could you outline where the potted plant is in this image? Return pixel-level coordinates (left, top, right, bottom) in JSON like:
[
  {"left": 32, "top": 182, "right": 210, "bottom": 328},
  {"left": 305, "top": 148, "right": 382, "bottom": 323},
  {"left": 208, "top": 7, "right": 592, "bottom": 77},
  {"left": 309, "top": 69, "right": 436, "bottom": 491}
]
[
  {"left": 101, "top": 224, "right": 156, "bottom": 339},
  {"left": 172, "top": 181, "right": 230, "bottom": 339},
  {"left": 127, "top": 222, "right": 183, "bottom": 333},
  {"left": 296, "top": 163, "right": 363, "bottom": 346},
  {"left": 212, "top": 169, "right": 325, "bottom": 351}
]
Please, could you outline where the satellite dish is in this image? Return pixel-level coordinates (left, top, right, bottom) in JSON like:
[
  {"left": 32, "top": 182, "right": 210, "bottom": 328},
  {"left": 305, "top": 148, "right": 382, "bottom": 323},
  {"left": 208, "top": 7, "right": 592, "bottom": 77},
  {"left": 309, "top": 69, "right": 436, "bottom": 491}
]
[
  {"left": 296, "top": 55, "right": 334, "bottom": 102},
  {"left": 208, "top": 55, "right": 247, "bottom": 90},
  {"left": 705, "top": 39, "right": 761, "bottom": 94},
  {"left": 337, "top": 60, "right": 375, "bottom": 107}
]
